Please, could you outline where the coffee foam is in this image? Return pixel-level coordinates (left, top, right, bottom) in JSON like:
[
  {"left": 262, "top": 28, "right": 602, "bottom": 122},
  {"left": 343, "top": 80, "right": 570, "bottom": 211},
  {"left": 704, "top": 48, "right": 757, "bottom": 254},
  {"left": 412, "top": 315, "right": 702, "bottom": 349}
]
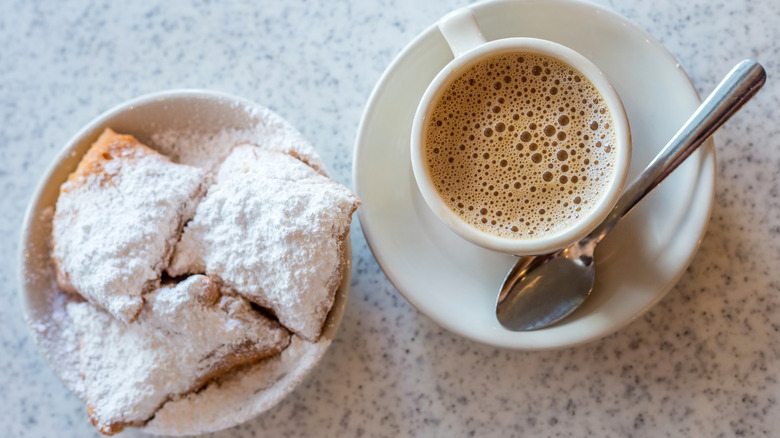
[{"left": 425, "top": 53, "right": 617, "bottom": 239}]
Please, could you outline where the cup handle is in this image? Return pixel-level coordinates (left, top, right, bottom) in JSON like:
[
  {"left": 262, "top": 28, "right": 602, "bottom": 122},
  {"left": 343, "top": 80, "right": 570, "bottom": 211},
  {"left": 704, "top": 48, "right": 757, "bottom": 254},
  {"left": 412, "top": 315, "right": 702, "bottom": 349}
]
[{"left": 438, "top": 8, "right": 487, "bottom": 58}]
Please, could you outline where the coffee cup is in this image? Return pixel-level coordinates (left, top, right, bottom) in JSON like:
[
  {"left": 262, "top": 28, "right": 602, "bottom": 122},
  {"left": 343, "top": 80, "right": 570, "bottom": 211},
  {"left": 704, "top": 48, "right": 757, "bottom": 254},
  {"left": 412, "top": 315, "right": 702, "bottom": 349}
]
[{"left": 410, "top": 8, "right": 631, "bottom": 255}]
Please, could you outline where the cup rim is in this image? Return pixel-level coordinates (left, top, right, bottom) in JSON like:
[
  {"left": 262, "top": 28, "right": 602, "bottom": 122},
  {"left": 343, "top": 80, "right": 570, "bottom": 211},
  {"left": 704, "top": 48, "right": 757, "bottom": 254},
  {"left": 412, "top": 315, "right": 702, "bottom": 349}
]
[{"left": 411, "top": 37, "right": 631, "bottom": 255}]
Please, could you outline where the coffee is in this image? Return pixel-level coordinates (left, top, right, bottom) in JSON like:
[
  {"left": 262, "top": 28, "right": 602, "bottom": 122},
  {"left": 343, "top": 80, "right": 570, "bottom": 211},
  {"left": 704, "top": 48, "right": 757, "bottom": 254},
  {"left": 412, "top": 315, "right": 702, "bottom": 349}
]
[{"left": 424, "top": 52, "right": 617, "bottom": 239}]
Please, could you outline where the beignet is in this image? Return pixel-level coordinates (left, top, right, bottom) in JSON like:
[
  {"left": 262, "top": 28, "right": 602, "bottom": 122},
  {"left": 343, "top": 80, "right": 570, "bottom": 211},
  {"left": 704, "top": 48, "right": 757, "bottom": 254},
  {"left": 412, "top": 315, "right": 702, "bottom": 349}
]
[
  {"left": 67, "top": 275, "right": 291, "bottom": 435},
  {"left": 52, "top": 128, "right": 211, "bottom": 323},
  {"left": 168, "top": 146, "right": 360, "bottom": 341}
]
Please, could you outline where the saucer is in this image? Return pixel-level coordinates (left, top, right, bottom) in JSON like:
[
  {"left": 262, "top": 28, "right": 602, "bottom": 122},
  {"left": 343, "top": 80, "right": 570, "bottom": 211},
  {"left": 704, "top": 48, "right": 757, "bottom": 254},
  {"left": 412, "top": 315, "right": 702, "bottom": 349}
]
[{"left": 353, "top": 0, "right": 715, "bottom": 349}]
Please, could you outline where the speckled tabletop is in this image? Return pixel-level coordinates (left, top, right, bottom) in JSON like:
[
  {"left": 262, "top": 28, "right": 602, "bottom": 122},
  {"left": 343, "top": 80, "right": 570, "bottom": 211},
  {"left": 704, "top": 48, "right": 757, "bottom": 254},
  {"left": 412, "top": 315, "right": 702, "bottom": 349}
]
[{"left": 1, "top": 0, "right": 778, "bottom": 437}]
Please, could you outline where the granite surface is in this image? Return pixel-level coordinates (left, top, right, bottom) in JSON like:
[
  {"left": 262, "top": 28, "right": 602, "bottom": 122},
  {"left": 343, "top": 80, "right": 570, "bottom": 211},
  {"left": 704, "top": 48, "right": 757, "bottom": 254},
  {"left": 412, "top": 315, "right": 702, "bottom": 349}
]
[{"left": 1, "top": 0, "right": 778, "bottom": 436}]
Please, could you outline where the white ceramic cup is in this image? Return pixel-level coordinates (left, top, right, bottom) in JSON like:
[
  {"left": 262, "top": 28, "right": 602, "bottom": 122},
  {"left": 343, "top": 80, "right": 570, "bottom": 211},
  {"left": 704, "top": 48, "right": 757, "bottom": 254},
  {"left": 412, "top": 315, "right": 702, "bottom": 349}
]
[{"left": 410, "top": 8, "right": 631, "bottom": 255}]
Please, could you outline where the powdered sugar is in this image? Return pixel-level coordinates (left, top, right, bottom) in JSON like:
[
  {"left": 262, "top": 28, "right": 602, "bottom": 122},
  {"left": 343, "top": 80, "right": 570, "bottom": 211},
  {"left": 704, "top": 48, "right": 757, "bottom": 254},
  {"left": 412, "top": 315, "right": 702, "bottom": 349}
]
[
  {"left": 24, "top": 207, "right": 87, "bottom": 399},
  {"left": 67, "top": 275, "right": 291, "bottom": 434},
  {"left": 145, "top": 335, "right": 328, "bottom": 435},
  {"left": 27, "top": 285, "right": 85, "bottom": 399},
  {"left": 52, "top": 130, "right": 210, "bottom": 323},
  {"left": 151, "top": 105, "right": 326, "bottom": 174},
  {"left": 168, "top": 147, "right": 360, "bottom": 341}
]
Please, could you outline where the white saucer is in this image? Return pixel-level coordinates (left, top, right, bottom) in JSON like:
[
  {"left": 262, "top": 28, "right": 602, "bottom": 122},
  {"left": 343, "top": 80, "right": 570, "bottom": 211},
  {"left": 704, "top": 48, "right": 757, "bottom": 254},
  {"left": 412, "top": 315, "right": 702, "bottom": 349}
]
[{"left": 353, "top": 0, "right": 715, "bottom": 350}]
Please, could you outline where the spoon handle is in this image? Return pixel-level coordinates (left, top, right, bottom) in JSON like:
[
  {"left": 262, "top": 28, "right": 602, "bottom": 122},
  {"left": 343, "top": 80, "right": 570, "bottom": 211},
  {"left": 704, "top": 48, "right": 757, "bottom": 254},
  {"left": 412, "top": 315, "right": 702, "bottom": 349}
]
[{"left": 589, "top": 59, "right": 766, "bottom": 241}]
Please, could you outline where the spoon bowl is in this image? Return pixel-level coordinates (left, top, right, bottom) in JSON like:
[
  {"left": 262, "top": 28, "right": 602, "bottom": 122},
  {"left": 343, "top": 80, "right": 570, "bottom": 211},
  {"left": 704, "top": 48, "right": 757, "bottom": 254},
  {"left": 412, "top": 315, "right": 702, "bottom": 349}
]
[{"left": 496, "top": 244, "right": 595, "bottom": 330}]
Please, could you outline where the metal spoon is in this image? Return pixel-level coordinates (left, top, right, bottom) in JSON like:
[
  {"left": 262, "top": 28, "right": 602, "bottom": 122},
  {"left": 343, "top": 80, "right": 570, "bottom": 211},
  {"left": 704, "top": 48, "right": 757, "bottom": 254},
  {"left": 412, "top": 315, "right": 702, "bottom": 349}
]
[{"left": 496, "top": 59, "right": 766, "bottom": 331}]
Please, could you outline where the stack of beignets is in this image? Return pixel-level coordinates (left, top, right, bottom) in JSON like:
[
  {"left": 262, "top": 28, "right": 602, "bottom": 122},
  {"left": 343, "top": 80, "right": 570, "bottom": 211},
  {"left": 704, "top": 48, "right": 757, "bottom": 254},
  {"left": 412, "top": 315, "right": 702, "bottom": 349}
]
[{"left": 53, "top": 129, "right": 359, "bottom": 435}]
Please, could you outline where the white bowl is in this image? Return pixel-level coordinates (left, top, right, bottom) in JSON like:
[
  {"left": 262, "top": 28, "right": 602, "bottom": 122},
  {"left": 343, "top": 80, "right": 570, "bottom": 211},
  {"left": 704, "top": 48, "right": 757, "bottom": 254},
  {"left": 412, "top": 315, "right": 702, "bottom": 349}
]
[{"left": 18, "top": 89, "right": 350, "bottom": 435}]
